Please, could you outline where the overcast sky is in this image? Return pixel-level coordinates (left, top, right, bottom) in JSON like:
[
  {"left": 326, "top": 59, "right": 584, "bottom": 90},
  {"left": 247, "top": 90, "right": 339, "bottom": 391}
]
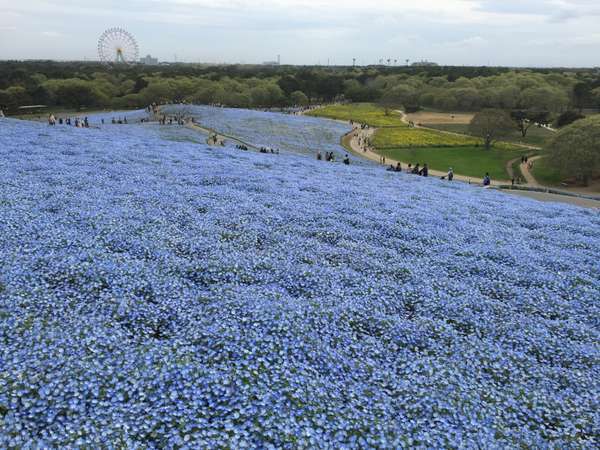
[{"left": 0, "top": 0, "right": 598, "bottom": 66}]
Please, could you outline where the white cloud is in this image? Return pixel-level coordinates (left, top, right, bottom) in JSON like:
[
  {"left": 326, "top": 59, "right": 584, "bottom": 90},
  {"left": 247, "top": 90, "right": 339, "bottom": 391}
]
[
  {"left": 41, "top": 31, "right": 62, "bottom": 37},
  {"left": 0, "top": 0, "right": 598, "bottom": 65}
]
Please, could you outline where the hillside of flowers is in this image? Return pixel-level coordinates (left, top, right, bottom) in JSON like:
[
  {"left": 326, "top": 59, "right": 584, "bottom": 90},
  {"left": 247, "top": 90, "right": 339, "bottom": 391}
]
[
  {"left": 161, "top": 104, "right": 360, "bottom": 162},
  {"left": 0, "top": 117, "right": 599, "bottom": 448}
]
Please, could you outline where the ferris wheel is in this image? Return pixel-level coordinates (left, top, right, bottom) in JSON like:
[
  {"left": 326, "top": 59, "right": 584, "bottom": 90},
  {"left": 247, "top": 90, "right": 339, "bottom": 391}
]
[{"left": 98, "top": 27, "right": 139, "bottom": 64}]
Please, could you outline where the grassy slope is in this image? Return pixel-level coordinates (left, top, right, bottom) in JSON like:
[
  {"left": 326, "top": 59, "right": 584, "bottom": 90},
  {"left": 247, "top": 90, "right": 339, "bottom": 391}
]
[
  {"left": 379, "top": 146, "right": 524, "bottom": 181},
  {"left": 310, "top": 103, "right": 530, "bottom": 180},
  {"left": 307, "top": 103, "right": 406, "bottom": 128},
  {"left": 427, "top": 123, "right": 554, "bottom": 147},
  {"left": 531, "top": 157, "right": 564, "bottom": 186}
]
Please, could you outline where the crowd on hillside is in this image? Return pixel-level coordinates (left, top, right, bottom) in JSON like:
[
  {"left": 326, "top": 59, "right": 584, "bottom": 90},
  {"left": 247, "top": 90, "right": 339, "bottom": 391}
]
[
  {"left": 37, "top": 104, "right": 499, "bottom": 188},
  {"left": 47, "top": 114, "right": 90, "bottom": 128},
  {"left": 315, "top": 151, "right": 350, "bottom": 164},
  {"left": 386, "top": 161, "right": 493, "bottom": 185}
]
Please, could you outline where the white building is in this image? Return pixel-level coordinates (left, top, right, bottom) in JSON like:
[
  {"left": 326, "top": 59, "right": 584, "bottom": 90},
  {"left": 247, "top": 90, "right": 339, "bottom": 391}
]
[{"left": 140, "top": 54, "right": 159, "bottom": 65}]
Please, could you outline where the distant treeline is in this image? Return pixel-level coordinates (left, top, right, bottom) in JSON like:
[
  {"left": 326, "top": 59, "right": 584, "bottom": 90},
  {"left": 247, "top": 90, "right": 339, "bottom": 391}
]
[{"left": 1, "top": 61, "right": 599, "bottom": 114}]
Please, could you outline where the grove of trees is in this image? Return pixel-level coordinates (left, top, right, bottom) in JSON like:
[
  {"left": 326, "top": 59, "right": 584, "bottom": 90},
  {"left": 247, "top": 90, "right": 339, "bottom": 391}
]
[{"left": 2, "top": 61, "right": 600, "bottom": 120}]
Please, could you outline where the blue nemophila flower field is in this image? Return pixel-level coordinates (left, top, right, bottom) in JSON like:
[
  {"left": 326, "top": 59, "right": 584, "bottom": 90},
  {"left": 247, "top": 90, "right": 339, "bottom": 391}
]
[
  {"left": 161, "top": 104, "right": 358, "bottom": 162},
  {"left": 0, "top": 117, "right": 599, "bottom": 448}
]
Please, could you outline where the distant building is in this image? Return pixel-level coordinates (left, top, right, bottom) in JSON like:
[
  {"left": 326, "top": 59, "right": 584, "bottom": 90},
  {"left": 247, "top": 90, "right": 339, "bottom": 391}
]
[
  {"left": 263, "top": 55, "right": 281, "bottom": 66},
  {"left": 140, "top": 54, "right": 159, "bottom": 65}
]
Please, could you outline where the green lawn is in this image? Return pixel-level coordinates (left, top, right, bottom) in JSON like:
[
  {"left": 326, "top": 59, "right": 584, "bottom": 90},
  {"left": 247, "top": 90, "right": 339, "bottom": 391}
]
[
  {"left": 378, "top": 146, "right": 524, "bottom": 181},
  {"left": 531, "top": 157, "right": 564, "bottom": 186},
  {"left": 307, "top": 103, "right": 406, "bottom": 128},
  {"left": 427, "top": 123, "right": 554, "bottom": 147}
]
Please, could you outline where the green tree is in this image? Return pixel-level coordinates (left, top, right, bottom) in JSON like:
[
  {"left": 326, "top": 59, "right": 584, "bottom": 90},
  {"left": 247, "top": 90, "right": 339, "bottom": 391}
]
[
  {"left": 468, "top": 109, "right": 514, "bottom": 150},
  {"left": 290, "top": 90, "right": 309, "bottom": 106},
  {"left": 343, "top": 79, "right": 380, "bottom": 102},
  {"left": 510, "top": 110, "right": 550, "bottom": 137},
  {"left": 591, "top": 87, "right": 600, "bottom": 111},
  {"left": 520, "top": 86, "right": 568, "bottom": 112},
  {"left": 278, "top": 75, "right": 301, "bottom": 97},
  {"left": 555, "top": 110, "right": 585, "bottom": 128},
  {"left": 545, "top": 115, "right": 600, "bottom": 186},
  {"left": 139, "top": 80, "right": 175, "bottom": 104},
  {"left": 378, "top": 84, "right": 419, "bottom": 115},
  {"left": 572, "top": 82, "right": 591, "bottom": 112},
  {"left": 0, "top": 86, "right": 31, "bottom": 110}
]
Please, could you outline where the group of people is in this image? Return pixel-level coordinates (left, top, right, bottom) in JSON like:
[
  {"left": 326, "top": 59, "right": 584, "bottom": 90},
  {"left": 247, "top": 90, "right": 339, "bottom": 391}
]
[
  {"left": 259, "top": 147, "right": 279, "bottom": 154},
  {"left": 146, "top": 103, "right": 160, "bottom": 116},
  {"left": 109, "top": 117, "right": 128, "bottom": 124},
  {"left": 316, "top": 151, "right": 335, "bottom": 162},
  {"left": 158, "top": 115, "right": 187, "bottom": 126},
  {"left": 315, "top": 151, "right": 351, "bottom": 164},
  {"left": 521, "top": 155, "right": 535, "bottom": 170},
  {"left": 386, "top": 161, "right": 492, "bottom": 185},
  {"left": 235, "top": 144, "right": 249, "bottom": 151},
  {"left": 385, "top": 160, "right": 460, "bottom": 182},
  {"left": 48, "top": 114, "right": 90, "bottom": 128},
  {"left": 406, "top": 163, "right": 429, "bottom": 177}
]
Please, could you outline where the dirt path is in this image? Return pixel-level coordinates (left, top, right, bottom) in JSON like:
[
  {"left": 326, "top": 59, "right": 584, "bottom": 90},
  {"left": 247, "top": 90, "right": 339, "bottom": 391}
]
[
  {"left": 187, "top": 122, "right": 227, "bottom": 146},
  {"left": 520, "top": 155, "right": 543, "bottom": 187},
  {"left": 506, "top": 157, "right": 519, "bottom": 181},
  {"left": 503, "top": 190, "right": 599, "bottom": 208},
  {"left": 186, "top": 122, "right": 261, "bottom": 150}
]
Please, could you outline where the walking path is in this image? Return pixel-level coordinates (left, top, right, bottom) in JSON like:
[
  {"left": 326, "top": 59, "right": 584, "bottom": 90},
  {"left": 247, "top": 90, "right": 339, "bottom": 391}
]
[
  {"left": 186, "top": 122, "right": 260, "bottom": 150},
  {"left": 519, "top": 155, "right": 544, "bottom": 187}
]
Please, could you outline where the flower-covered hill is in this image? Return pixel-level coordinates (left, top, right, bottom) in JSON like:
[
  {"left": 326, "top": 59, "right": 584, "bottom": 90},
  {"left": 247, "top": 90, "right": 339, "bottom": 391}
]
[
  {"left": 160, "top": 104, "right": 358, "bottom": 161},
  {"left": 0, "top": 118, "right": 599, "bottom": 448}
]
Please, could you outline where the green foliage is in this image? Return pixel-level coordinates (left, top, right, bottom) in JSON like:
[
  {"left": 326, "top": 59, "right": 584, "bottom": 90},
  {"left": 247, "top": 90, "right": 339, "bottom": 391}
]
[
  {"left": 290, "top": 90, "right": 309, "bottom": 106},
  {"left": 545, "top": 115, "right": 600, "bottom": 185},
  {"left": 469, "top": 109, "right": 515, "bottom": 150},
  {"left": 555, "top": 110, "right": 585, "bottom": 128},
  {"left": 592, "top": 88, "right": 600, "bottom": 110},
  {"left": 378, "top": 84, "right": 419, "bottom": 114},
  {"left": 510, "top": 110, "right": 551, "bottom": 137},
  {"left": 428, "top": 123, "right": 554, "bottom": 147},
  {"left": 531, "top": 157, "right": 564, "bottom": 186},
  {"left": 0, "top": 86, "right": 31, "bottom": 111},
  {"left": 0, "top": 61, "right": 595, "bottom": 115},
  {"left": 307, "top": 103, "right": 405, "bottom": 127}
]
